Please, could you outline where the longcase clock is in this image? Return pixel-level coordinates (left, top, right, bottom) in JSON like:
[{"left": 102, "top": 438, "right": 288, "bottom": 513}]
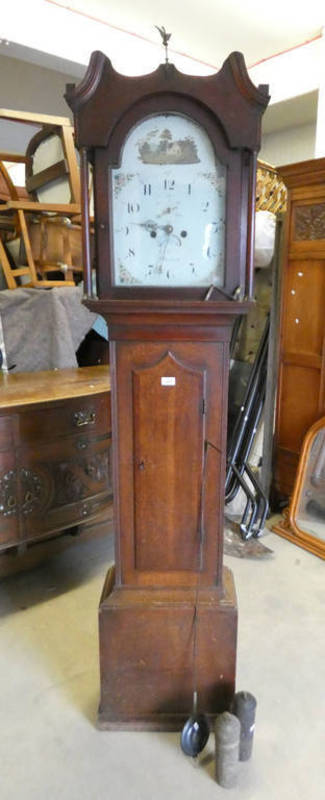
[{"left": 66, "top": 50, "right": 269, "bottom": 729}]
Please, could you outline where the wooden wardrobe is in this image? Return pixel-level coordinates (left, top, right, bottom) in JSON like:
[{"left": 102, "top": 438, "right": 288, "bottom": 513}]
[{"left": 273, "top": 158, "right": 325, "bottom": 503}]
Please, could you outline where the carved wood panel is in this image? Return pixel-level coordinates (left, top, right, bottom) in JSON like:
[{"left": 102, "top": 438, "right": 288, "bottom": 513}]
[
  {"left": 53, "top": 449, "right": 111, "bottom": 506},
  {"left": 294, "top": 202, "right": 325, "bottom": 240},
  {"left": 20, "top": 467, "right": 53, "bottom": 516},
  {"left": 0, "top": 385, "right": 112, "bottom": 549},
  {"left": 21, "top": 438, "right": 112, "bottom": 541},
  {"left": 0, "top": 452, "right": 20, "bottom": 546},
  {"left": 0, "top": 468, "right": 18, "bottom": 517}
]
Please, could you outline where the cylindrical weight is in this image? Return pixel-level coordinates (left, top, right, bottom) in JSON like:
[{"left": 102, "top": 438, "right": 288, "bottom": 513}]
[
  {"left": 215, "top": 711, "right": 240, "bottom": 788},
  {"left": 231, "top": 691, "right": 257, "bottom": 761}
]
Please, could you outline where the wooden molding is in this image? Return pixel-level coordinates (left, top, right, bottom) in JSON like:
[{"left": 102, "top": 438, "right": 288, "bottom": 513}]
[
  {"left": 65, "top": 50, "right": 269, "bottom": 151},
  {"left": 278, "top": 158, "right": 325, "bottom": 189},
  {"left": 273, "top": 416, "right": 325, "bottom": 559}
]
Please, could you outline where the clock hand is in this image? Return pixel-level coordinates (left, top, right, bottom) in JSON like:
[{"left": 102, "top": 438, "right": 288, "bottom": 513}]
[
  {"left": 131, "top": 220, "right": 178, "bottom": 235},
  {"left": 155, "top": 235, "right": 169, "bottom": 274},
  {"left": 161, "top": 224, "right": 181, "bottom": 246},
  {"left": 131, "top": 220, "right": 182, "bottom": 245},
  {"left": 131, "top": 220, "right": 158, "bottom": 232}
]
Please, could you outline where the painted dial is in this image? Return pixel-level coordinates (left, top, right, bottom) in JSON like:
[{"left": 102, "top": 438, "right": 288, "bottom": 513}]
[{"left": 111, "top": 113, "right": 227, "bottom": 287}]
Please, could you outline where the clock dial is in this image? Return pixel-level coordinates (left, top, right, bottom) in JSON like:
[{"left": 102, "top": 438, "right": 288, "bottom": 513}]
[{"left": 111, "top": 114, "right": 226, "bottom": 287}]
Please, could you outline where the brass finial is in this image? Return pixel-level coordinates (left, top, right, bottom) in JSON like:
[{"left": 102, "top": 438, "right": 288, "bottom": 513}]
[{"left": 155, "top": 25, "right": 172, "bottom": 64}]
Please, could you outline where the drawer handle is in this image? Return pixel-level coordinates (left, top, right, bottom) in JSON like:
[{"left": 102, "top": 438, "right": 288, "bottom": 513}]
[
  {"left": 7, "top": 495, "right": 16, "bottom": 509},
  {"left": 73, "top": 410, "right": 96, "bottom": 427}
]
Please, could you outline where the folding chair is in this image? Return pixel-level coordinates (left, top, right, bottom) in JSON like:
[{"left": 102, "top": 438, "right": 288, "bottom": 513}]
[{"left": 0, "top": 109, "right": 82, "bottom": 289}]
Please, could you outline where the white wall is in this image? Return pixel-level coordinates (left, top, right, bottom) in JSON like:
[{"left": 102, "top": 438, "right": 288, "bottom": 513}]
[
  {"left": 250, "top": 37, "right": 322, "bottom": 106},
  {"left": 0, "top": 54, "right": 79, "bottom": 153},
  {"left": 0, "top": 1, "right": 216, "bottom": 78},
  {"left": 260, "top": 122, "right": 316, "bottom": 167}
]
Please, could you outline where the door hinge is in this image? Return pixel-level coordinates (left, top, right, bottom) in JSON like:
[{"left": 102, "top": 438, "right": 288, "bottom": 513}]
[{"left": 201, "top": 398, "right": 206, "bottom": 415}]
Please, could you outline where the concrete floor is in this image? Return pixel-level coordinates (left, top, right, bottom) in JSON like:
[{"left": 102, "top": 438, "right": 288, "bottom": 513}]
[{"left": 0, "top": 526, "right": 324, "bottom": 800}]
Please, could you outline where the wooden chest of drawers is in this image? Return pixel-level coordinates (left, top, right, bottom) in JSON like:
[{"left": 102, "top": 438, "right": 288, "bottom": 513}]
[{"left": 0, "top": 366, "right": 112, "bottom": 551}]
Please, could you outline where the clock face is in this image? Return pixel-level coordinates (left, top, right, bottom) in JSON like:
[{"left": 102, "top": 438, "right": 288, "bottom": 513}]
[{"left": 111, "top": 114, "right": 227, "bottom": 287}]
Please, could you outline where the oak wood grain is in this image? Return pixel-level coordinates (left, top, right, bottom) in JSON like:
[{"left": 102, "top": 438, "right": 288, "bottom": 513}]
[
  {"left": 67, "top": 50, "right": 268, "bottom": 727},
  {"left": 273, "top": 159, "right": 325, "bottom": 503},
  {"left": 0, "top": 365, "right": 110, "bottom": 409}
]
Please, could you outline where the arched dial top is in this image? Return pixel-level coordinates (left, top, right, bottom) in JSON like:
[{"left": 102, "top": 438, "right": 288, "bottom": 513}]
[
  {"left": 112, "top": 113, "right": 226, "bottom": 287},
  {"left": 65, "top": 51, "right": 269, "bottom": 151},
  {"left": 65, "top": 49, "right": 270, "bottom": 300}
]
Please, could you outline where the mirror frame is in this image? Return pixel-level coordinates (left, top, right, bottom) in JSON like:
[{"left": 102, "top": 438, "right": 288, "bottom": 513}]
[{"left": 273, "top": 416, "right": 325, "bottom": 560}]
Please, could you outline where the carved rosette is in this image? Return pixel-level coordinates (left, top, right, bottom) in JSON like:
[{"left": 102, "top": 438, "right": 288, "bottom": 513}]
[{"left": 294, "top": 203, "right": 325, "bottom": 240}]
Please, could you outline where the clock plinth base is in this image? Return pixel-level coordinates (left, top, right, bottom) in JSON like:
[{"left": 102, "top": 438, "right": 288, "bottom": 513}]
[{"left": 97, "top": 566, "right": 237, "bottom": 731}]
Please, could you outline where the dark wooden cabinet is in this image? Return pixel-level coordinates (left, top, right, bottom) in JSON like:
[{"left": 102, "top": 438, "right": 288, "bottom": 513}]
[
  {"left": 0, "top": 366, "right": 112, "bottom": 551},
  {"left": 273, "top": 159, "right": 325, "bottom": 502}
]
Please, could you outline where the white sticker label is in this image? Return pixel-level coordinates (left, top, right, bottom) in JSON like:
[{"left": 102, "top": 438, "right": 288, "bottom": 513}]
[{"left": 161, "top": 377, "right": 176, "bottom": 386}]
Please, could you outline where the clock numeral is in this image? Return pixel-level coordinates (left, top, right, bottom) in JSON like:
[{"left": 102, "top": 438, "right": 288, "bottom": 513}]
[
  {"left": 202, "top": 201, "right": 210, "bottom": 211},
  {"left": 212, "top": 222, "right": 219, "bottom": 233},
  {"left": 188, "top": 184, "right": 192, "bottom": 195},
  {"left": 205, "top": 245, "right": 218, "bottom": 259},
  {"left": 164, "top": 179, "right": 175, "bottom": 191},
  {"left": 143, "top": 184, "right": 151, "bottom": 195},
  {"left": 125, "top": 226, "right": 129, "bottom": 235},
  {"left": 211, "top": 221, "right": 223, "bottom": 233},
  {"left": 127, "top": 202, "right": 140, "bottom": 214},
  {"left": 128, "top": 248, "right": 135, "bottom": 257}
]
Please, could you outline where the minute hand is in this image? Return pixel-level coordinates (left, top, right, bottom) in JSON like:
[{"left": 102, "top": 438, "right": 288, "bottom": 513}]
[
  {"left": 132, "top": 220, "right": 181, "bottom": 244},
  {"left": 131, "top": 220, "right": 158, "bottom": 232}
]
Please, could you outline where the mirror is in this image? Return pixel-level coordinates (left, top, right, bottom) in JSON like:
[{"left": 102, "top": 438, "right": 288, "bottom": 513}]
[{"left": 274, "top": 416, "right": 325, "bottom": 559}]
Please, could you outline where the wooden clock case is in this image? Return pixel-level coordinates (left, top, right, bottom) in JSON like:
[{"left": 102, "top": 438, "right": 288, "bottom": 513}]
[{"left": 66, "top": 52, "right": 269, "bottom": 730}]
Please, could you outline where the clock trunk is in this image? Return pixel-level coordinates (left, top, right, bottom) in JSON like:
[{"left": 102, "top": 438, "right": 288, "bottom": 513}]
[
  {"left": 112, "top": 339, "right": 226, "bottom": 587},
  {"left": 93, "top": 304, "right": 240, "bottom": 728}
]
